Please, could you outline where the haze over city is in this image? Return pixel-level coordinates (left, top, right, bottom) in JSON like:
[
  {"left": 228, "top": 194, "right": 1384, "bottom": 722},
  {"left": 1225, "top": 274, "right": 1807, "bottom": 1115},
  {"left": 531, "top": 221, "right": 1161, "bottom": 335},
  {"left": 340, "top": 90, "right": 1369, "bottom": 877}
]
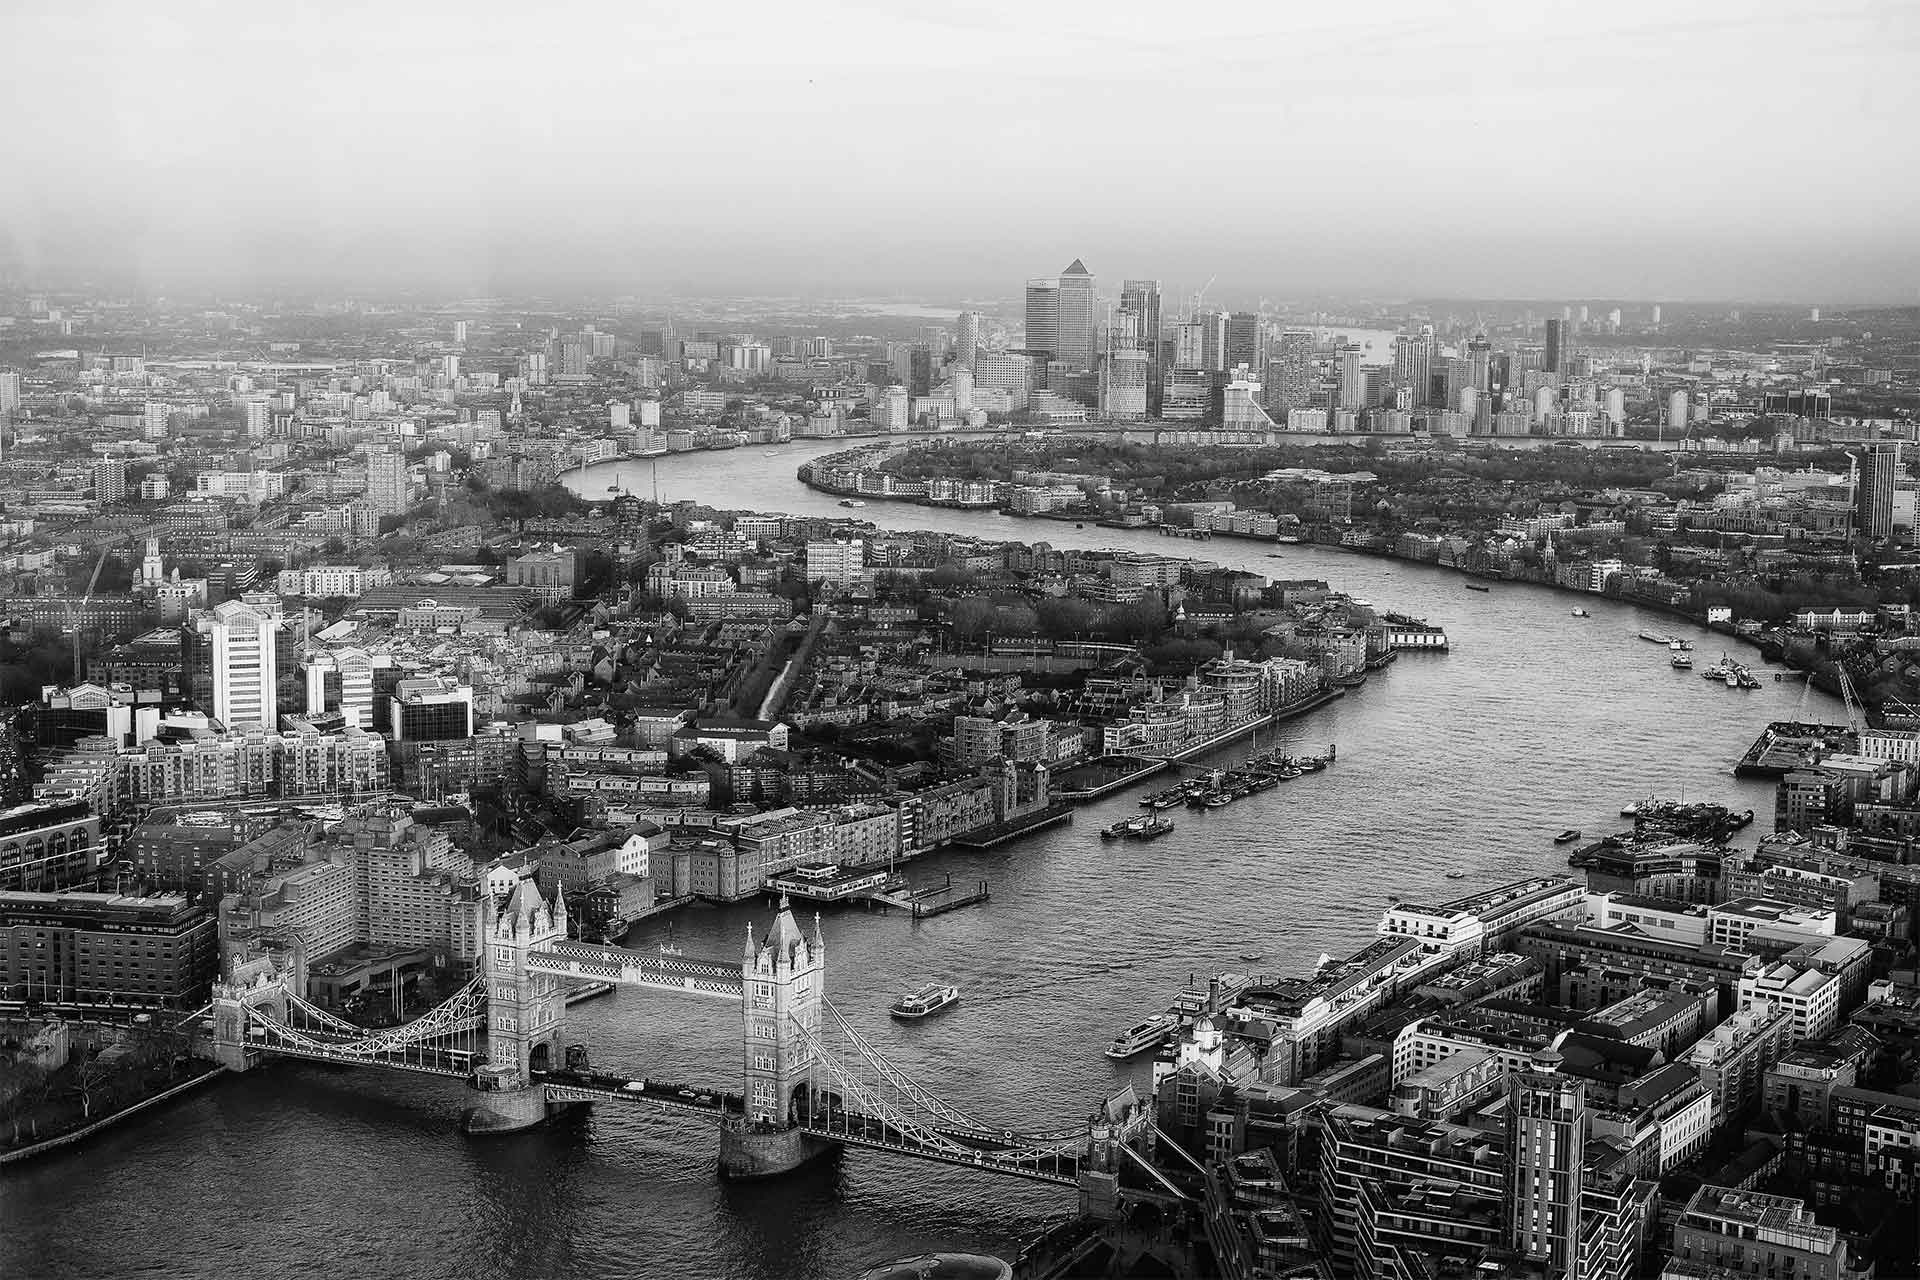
[{"left": 2, "top": 0, "right": 1916, "bottom": 303}]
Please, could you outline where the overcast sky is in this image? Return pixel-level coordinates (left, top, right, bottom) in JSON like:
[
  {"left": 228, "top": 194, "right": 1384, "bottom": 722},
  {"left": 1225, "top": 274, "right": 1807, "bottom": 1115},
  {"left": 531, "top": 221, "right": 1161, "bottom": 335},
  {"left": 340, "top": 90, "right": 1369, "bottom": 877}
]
[{"left": 2, "top": 0, "right": 1915, "bottom": 303}]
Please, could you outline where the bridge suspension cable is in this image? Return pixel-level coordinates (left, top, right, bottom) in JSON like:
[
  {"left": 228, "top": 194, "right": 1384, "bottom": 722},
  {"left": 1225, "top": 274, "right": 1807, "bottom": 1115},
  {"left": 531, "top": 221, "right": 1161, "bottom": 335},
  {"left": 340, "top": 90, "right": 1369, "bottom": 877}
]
[{"left": 817, "top": 997, "right": 1086, "bottom": 1146}]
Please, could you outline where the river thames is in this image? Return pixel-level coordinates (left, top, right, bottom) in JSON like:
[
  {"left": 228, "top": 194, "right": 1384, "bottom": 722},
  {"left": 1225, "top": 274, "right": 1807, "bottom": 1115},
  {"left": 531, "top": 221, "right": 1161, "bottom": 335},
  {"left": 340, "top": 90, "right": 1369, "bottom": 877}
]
[{"left": 1, "top": 440, "right": 1840, "bottom": 1280}]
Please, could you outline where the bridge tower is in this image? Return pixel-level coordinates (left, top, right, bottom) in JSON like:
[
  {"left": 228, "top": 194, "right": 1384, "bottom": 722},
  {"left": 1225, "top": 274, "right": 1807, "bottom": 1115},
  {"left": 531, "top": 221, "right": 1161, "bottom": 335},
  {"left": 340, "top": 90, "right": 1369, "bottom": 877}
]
[
  {"left": 207, "top": 950, "right": 297, "bottom": 1070},
  {"left": 719, "top": 895, "right": 834, "bottom": 1178},
  {"left": 462, "top": 878, "right": 570, "bottom": 1134}
]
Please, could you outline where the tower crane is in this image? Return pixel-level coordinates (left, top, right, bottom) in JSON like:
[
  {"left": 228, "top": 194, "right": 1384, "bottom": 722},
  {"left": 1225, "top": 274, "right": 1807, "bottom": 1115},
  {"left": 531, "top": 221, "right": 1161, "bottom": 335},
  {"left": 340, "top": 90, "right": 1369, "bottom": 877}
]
[
  {"left": 67, "top": 544, "right": 112, "bottom": 683},
  {"left": 1190, "top": 274, "right": 1217, "bottom": 321},
  {"left": 1836, "top": 665, "right": 1866, "bottom": 737}
]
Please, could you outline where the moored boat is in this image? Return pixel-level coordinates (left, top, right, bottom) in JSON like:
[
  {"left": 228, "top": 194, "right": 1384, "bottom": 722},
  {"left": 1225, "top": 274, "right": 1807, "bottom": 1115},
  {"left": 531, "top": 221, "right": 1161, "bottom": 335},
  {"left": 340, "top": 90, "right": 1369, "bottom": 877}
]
[
  {"left": 1105, "top": 1014, "right": 1177, "bottom": 1059},
  {"left": 890, "top": 982, "right": 960, "bottom": 1020}
]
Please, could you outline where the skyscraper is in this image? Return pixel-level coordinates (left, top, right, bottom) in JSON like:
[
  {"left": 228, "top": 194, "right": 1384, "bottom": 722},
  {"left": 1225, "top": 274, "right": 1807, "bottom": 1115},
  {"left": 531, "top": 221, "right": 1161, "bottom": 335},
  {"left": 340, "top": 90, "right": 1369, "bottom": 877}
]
[
  {"left": 1119, "top": 279, "right": 1162, "bottom": 414},
  {"left": 1544, "top": 319, "right": 1568, "bottom": 374},
  {"left": 1393, "top": 335, "right": 1432, "bottom": 406},
  {"left": 1118, "top": 279, "right": 1161, "bottom": 351},
  {"left": 954, "top": 311, "right": 982, "bottom": 371},
  {"left": 1024, "top": 278, "right": 1059, "bottom": 362},
  {"left": 1507, "top": 1055, "right": 1585, "bottom": 1273},
  {"left": 1225, "top": 312, "right": 1264, "bottom": 376},
  {"left": 1054, "top": 260, "right": 1096, "bottom": 373},
  {"left": 1337, "top": 350, "right": 1363, "bottom": 410},
  {"left": 210, "top": 600, "right": 278, "bottom": 730},
  {"left": 1198, "top": 311, "right": 1229, "bottom": 372},
  {"left": 1099, "top": 349, "right": 1149, "bottom": 420},
  {"left": 1266, "top": 331, "right": 1314, "bottom": 416},
  {"left": 92, "top": 458, "right": 126, "bottom": 504},
  {"left": 1468, "top": 335, "right": 1493, "bottom": 395},
  {"left": 1857, "top": 443, "right": 1901, "bottom": 539}
]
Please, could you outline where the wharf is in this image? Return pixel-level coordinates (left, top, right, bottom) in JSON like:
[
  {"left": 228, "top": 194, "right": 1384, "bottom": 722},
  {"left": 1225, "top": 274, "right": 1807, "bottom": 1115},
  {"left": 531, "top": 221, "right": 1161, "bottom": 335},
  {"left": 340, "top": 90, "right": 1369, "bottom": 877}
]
[
  {"left": 1733, "top": 721, "right": 1855, "bottom": 778},
  {"left": 949, "top": 803, "right": 1074, "bottom": 849},
  {"left": 1052, "top": 755, "right": 1169, "bottom": 801},
  {"left": 870, "top": 873, "right": 991, "bottom": 919},
  {"left": 765, "top": 864, "right": 905, "bottom": 904}
]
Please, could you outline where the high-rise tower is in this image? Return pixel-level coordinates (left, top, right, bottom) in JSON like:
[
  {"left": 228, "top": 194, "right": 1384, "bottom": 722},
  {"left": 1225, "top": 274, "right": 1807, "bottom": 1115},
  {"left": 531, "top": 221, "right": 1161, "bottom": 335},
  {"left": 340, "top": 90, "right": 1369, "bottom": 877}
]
[
  {"left": 1507, "top": 1053, "right": 1585, "bottom": 1274},
  {"left": 1024, "top": 278, "right": 1059, "bottom": 364},
  {"left": 1054, "top": 260, "right": 1096, "bottom": 373},
  {"left": 1857, "top": 443, "right": 1902, "bottom": 540},
  {"left": 741, "top": 896, "right": 824, "bottom": 1127},
  {"left": 209, "top": 599, "right": 279, "bottom": 730}
]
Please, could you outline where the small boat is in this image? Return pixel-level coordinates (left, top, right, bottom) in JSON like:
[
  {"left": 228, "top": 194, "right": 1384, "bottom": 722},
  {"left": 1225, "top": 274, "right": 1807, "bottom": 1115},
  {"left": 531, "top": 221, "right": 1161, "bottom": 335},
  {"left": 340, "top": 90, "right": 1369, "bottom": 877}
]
[
  {"left": 762, "top": 450, "right": 782, "bottom": 457},
  {"left": 1638, "top": 632, "right": 1674, "bottom": 644},
  {"left": 1672, "top": 654, "right": 1693, "bottom": 669},
  {"left": 1237, "top": 952, "right": 1265, "bottom": 963},
  {"left": 1105, "top": 1014, "right": 1177, "bottom": 1059},
  {"left": 1464, "top": 582, "right": 1491, "bottom": 593},
  {"left": 1203, "top": 792, "right": 1236, "bottom": 809},
  {"left": 1268, "top": 553, "right": 1286, "bottom": 559},
  {"left": 890, "top": 982, "right": 960, "bottom": 1020},
  {"left": 1554, "top": 829, "right": 1582, "bottom": 844},
  {"left": 1444, "top": 871, "right": 1468, "bottom": 880},
  {"left": 1571, "top": 608, "right": 1590, "bottom": 617},
  {"left": 839, "top": 498, "right": 866, "bottom": 508},
  {"left": 1677, "top": 640, "right": 1693, "bottom": 651}
]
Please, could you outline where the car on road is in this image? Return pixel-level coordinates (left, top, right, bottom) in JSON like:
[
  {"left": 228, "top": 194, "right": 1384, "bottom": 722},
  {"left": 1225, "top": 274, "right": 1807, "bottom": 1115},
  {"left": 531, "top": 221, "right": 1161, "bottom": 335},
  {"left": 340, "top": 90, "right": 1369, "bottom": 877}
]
[
  {"left": 621, "top": 1081, "right": 646, "bottom": 1093},
  {"left": 677, "top": 1087, "right": 697, "bottom": 1099}
]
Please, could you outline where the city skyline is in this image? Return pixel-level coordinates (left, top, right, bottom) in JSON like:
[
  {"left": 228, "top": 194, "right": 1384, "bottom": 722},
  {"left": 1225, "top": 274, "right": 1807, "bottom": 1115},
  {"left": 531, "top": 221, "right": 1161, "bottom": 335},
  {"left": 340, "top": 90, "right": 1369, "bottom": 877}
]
[{"left": 2, "top": 1, "right": 1916, "bottom": 302}]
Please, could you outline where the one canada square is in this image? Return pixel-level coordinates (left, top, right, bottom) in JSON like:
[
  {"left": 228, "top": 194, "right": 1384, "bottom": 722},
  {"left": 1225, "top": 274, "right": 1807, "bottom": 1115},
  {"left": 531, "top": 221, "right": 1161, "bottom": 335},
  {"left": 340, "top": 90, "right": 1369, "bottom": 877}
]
[{"left": 1025, "top": 259, "right": 1096, "bottom": 374}]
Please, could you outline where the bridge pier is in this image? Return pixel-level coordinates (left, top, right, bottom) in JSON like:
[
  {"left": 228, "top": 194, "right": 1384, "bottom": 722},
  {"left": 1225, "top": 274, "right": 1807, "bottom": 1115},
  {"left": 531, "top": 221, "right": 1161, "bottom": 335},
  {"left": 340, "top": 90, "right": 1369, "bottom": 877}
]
[
  {"left": 461, "top": 1081, "right": 562, "bottom": 1135},
  {"left": 717, "top": 1115, "right": 835, "bottom": 1179}
]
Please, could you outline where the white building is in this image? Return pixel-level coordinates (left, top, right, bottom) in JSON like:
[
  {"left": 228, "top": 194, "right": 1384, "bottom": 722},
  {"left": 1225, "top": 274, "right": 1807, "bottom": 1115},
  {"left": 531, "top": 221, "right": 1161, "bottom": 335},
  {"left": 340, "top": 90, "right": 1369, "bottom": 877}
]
[
  {"left": 805, "top": 539, "right": 867, "bottom": 592},
  {"left": 209, "top": 600, "right": 279, "bottom": 730}
]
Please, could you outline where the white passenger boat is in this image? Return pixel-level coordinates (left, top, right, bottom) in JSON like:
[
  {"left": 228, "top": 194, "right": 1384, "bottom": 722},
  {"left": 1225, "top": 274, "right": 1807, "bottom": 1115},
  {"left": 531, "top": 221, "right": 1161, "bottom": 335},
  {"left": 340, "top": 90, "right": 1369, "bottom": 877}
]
[
  {"left": 890, "top": 982, "right": 960, "bottom": 1020},
  {"left": 1105, "top": 1014, "right": 1178, "bottom": 1059}
]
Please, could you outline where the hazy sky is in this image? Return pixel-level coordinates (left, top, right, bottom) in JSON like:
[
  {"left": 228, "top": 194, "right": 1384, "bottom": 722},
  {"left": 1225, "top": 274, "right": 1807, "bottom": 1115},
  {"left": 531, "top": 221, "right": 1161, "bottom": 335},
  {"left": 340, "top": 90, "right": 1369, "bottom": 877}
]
[{"left": 3, "top": 0, "right": 1916, "bottom": 303}]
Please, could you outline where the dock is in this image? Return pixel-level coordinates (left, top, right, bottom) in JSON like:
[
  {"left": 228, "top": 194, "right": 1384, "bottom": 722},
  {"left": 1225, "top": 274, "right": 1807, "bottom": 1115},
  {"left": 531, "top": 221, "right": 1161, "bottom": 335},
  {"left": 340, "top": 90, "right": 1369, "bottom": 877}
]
[
  {"left": 870, "top": 873, "right": 991, "bottom": 919},
  {"left": 1733, "top": 721, "right": 1855, "bottom": 778},
  {"left": 1051, "top": 755, "right": 1169, "bottom": 801},
  {"left": 948, "top": 803, "right": 1074, "bottom": 849}
]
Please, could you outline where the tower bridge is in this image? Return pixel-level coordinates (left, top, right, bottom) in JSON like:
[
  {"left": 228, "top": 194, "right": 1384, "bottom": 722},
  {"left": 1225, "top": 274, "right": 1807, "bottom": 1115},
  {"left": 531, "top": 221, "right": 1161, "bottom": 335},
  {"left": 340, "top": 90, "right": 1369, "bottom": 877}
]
[{"left": 204, "top": 879, "right": 1172, "bottom": 1212}]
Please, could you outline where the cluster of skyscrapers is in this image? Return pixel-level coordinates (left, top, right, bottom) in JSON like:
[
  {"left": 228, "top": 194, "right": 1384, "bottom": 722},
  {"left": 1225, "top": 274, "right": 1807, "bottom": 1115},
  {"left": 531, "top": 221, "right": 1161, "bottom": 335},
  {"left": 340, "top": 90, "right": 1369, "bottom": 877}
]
[{"left": 939, "top": 264, "right": 1631, "bottom": 438}]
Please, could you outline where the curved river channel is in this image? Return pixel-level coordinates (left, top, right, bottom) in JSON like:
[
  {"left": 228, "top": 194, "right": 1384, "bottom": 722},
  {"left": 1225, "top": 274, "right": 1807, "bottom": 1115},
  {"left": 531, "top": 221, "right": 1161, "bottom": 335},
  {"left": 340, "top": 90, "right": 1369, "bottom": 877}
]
[{"left": 1, "top": 439, "right": 1839, "bottom": 1280}]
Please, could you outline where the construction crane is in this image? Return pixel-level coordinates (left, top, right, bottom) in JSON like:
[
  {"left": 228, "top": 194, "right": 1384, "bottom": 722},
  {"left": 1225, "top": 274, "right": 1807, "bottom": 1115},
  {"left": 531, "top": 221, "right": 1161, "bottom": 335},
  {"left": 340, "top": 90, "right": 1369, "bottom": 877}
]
[
  {"left": 1189, "top": 274, "right": 1217, "bottom": 321},
  {"left": 1837, "top": 665, "right": 1866, "bottom": 737},
  {"left": 67, "top": 544, "right": 112, "bottom": 683}
]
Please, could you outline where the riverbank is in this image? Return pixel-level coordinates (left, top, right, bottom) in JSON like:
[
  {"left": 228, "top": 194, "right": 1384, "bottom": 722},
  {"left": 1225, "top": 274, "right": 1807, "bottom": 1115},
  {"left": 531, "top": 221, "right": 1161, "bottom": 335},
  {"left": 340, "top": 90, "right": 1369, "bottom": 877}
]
[{"left": 1, "top": 1062, "right": 226, "bottom": 1167}]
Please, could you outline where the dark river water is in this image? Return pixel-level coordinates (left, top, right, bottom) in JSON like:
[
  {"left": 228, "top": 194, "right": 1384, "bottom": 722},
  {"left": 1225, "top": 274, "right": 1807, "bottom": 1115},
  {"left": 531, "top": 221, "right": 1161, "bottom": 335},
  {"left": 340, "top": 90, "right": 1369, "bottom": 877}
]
[{"left": 0, "top": 439, "right": 1837, "bottom": 1280}]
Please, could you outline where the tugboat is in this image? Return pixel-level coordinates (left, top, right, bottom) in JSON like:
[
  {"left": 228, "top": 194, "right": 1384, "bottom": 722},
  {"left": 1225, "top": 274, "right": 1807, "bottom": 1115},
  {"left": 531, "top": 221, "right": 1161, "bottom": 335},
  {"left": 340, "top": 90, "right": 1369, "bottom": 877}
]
[{"left": 890, "top": 982, "right": 960, "bottom": 1020}]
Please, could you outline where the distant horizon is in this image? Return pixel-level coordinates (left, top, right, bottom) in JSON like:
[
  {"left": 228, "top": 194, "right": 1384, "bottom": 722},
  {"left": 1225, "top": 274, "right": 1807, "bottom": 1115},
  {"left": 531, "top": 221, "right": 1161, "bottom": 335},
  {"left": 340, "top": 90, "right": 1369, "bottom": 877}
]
[{"left": 4, "top": 2, "right": 1917, "bottom": 309}]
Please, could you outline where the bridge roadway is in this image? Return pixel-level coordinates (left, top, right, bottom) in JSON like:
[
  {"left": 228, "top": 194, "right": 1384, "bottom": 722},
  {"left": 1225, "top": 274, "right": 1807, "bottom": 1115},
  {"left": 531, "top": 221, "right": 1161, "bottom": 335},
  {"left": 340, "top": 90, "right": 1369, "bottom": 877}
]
[
  {"left": 532, "top": 1071, "right": 1080, "bottom": 1185},
  {"left": 528, "top": 941, "right": 745, "bottom": 999},
  {"left": 534, "top": 1067, "right": 740, "bottom": 1117},
  {"left": 250, "top": 1038, "right": 475, "bottom": 1078}
]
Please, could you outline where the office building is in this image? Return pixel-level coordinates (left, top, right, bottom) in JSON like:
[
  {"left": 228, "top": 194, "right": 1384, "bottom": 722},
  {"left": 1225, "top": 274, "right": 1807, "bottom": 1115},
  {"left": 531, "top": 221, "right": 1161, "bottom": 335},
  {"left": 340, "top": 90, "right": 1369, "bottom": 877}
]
[
  {"left": 1225, "top": 312, "right": 1263, "bottom": 376},
  {"left": 1024, "top": 277, "right": 1059, "bottom": 364},
  {"left": 0, "top": 370, "right": 19, "bottom": 414},
  {"left": 1545, "top": 319, "right": 1568, "bottom": 374},
  {"left": 1856, "top": 442, "right": 1900, "bottom": 539},
  {"left": 209, "top": 599, "right": 279, "bottom": 730},
  {"left": 0, "top": 801, "right": 102, "bottom": 892},
  {"left": 0, "top": 890, "right": 218, "bottom": 1009},
  {"left": 1054, "top": 259, "right": 1096, "bottom": 373},
  {"left": 1668, "top": 1186, "right": 1870, "bottom": 1280},
  {"left": 389, "top": 678, "right": 475, "bottom": 742},
  {"left": 1100, "top": 349, "right": 1149, "bottom": 420}
]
